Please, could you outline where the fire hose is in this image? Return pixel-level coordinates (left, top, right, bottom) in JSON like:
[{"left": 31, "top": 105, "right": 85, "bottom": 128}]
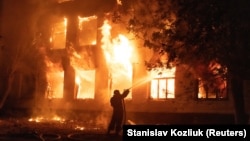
[
  {"left": 122, "top": 98, "right": 126, "bottom": 126},
  {"left": 121, "top": 76, "right": 150, "bottom": 126}
]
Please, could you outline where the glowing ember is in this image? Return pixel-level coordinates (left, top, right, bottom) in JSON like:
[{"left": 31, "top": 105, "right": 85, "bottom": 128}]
[
  {"left": 75, "top": 125, "right": 85, "bottom": 131},
  {"left": 28, "top": 116, "right": 65, "bottom": 123}
]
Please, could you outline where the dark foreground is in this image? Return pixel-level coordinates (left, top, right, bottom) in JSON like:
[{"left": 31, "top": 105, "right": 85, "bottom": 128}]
[
  {"left": 0, "top": 118, "right": 122, "bottom": 141},
  {"left": 0, "top": 110, "right": 235, "bottom": 141}
]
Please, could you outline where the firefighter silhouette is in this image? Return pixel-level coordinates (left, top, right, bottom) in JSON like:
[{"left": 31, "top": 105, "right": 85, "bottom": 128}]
[{"left": 107, "top": 89, "right": 130, "bottom": 135}]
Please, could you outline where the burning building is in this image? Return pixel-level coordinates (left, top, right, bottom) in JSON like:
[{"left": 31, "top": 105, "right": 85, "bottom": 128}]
[{"left": 0, "top": 0, "right": 249, "bottom": 125}]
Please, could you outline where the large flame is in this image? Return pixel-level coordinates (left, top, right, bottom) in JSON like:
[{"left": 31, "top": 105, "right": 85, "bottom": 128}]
[
  {"left": 46, "top": 17, "right": 135, "bottom": 99},
  {"left": 101, "top": 20, "right": 133, "bottom": 97},
  {"left": 74, "top": 70, "right": 95, "bottom": 99}
]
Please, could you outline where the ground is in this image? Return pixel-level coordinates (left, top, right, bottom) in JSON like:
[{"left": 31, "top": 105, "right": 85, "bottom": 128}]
[
  {"left": 0, "top": 109, "right": 235, "bottom": 141},
  {"left": 0, "top": 109, "right": 123, "bottom": 141},
  {"left": 0, "top": 117, "right": 122, "bottom": 141}
]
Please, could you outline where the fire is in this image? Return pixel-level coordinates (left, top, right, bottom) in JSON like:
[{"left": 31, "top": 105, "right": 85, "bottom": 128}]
[
  {"left": 101, "top": 20, "right": 134, "bottom": 97},
  {"left": 28, "top": 115, "right": 65, "bottom": 123},
  {"left": 46, "top": 57, "right": 64, "bottom": 99},
  {"left": 75, "top": 125, "right": 85, "bottom": 130},
  {"left": 46, "top": 17, "right": 135, "bottom": 99},
  {"left": 75, "top": 76, "right": 81, "bottom": 84},
  {"left": 78, "top": 16, "right": 97, "bottom": 30},
  {"left": 117, "top": 0, "right": 122, "bottom": 5},
  {"left": 50, "top": 17, "right": 67, "bottom": 49},
  {"left": 78, "top": 16, "right": 97, "bottom": 46}
]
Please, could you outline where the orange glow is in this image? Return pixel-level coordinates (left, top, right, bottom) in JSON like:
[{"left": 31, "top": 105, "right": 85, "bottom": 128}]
[
  {"left": 28, "top": 115, "right": 65, "bottom": 123},
  {"left": 64, "top": 18, "right": 67, "bottom": 32},
  {"left": 116, "top": 0, "right": 122, "bottom": 5},
  {"left": 150, "top": 67, "right": 176, "bottom": 99},
  {"left": 78, "top": 16, "right": 97, "bottom": 46},
  {"left": 75, "top": 125, "right": 85, "bottom": 130},
  {"left": 68, "top": 46, "right": 96, "bottom": 99},
  {"left": 74, "top": 70, "right": 95, "bottom": 99},
  {"left": 45, "top": 16, "right": 97, "bottom": 99},
  {"left": 75, "top": 76, "right": 81, "bottom": 84},
  {"left": 101, "top": 20, "right": 134, "bottom": 97},
  {"left": 78, "top": 16, "right": 97, "bottom": 30},
  {"left": 47, "top": 17, "right": 135, "bottom": 99},
  {"left": 45, "top": 56, "right": 64, "bottom": 99},
  {"left": 46, "top": 72, "right": 64, "bottom": 99},
  {"left": 50, "top": 17, "right": 67, "bottom": 49},
  {"left": 198, "top": 61, "right": 227, "bottom": 99}
]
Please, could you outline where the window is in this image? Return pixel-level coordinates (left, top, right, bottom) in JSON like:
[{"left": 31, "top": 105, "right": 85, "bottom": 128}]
[
  {"left": 46, "top": 71, "right": 64, "bottom": 99},
  {"left": 74, "top": 70, "right": 96, "bottom": 99},
  {"left": 151, "top": 78, "right": 175, "bottom": 99},
  {"left": 150, "top": 67, "right": 175, "bottom": 99},
  {"left": 198, "top": 77, "right": 228, "bottom": 99},
  {"left": 78, "top": 16, "right": 97, "bottom": 46},
  {"left": 197, "top": 60, "right": 228, "bottom": 100},
  {"left": 50, "top": 17, "right": 67, "bottom": 49}
]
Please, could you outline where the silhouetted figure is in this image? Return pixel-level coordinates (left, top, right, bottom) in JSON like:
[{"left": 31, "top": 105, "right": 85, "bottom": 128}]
[{"left": 107, "top": 89, "right": 130, "bottom": 135}]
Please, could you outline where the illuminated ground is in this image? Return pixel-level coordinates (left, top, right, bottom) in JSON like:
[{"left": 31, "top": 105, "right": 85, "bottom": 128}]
[
  {"left": 0, "top": 118, "right": 122, "bottom": 141},
  {"left": 0, "top": 109, "right": 234, "bottom": 141},
  {"left": 0, "top": 109, "right": 123, "bottom": 141}
]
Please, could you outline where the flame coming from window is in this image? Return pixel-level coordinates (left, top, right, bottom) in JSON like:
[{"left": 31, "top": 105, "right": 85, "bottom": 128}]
[
  {"left": 78, "top": 16, "right": 97, "bottom": 45},
  {"left": 101, "top": 20, "right": 133, "bottom": 97},
  {"left": 50, "top": 18, "right": 67, "bottom": 49},
  {"left": 47, "top": 17, "right": 135, "bottom": 99}
]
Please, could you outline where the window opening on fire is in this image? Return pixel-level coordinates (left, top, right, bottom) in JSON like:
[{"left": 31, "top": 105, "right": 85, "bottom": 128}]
[
  {"left": 198, "top": 77, "right": 228, "bottom": 99},
  {"left": 44, "top": 16, "right": 182, "bottom": 100}
]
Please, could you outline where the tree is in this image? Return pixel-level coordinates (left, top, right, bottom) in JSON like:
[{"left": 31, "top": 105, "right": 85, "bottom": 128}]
[
  {"left": 118, "top": 0, "right": 250, "bottom": 124},
  {"left": 0, "top": 0, "right": 53, "bottom": 109}
]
